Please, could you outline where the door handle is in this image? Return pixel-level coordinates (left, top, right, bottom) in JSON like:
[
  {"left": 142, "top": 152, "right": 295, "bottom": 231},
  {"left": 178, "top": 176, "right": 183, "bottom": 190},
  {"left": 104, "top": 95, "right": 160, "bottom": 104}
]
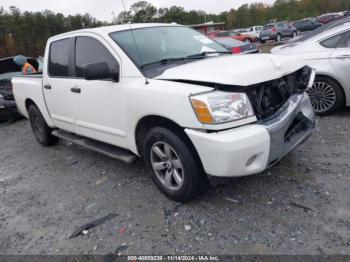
[
  {"left": 71, "top": 87, "right": 81, "bottom": 93},
  {"left": 44, "top": 84, "right": 51, "bottom": 90}
]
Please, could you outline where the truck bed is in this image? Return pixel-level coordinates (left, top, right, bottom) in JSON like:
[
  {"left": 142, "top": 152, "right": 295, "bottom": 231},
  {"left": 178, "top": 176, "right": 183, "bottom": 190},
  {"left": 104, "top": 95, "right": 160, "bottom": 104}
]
[{"left": 11, "top": 74, "right": 53, "bottom": 125}]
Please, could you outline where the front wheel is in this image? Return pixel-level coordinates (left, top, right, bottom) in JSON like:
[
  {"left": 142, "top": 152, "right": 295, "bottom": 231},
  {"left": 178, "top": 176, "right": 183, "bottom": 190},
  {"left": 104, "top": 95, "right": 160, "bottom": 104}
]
[
  {"left": 143, "top": 127, "right": 208, "bottom": 202},
  {"left": 28, "top": 105, "right": 59, "bottom": 146},
  {"left": 307, "top": 76, "right": 345, "bottom": 115}
]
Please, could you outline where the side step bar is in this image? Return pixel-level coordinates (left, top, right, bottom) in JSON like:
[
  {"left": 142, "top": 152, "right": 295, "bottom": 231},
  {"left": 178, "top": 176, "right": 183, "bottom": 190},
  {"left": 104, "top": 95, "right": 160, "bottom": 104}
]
[{"left": 52, "top": 130, "right": 138, "bottom": 164}]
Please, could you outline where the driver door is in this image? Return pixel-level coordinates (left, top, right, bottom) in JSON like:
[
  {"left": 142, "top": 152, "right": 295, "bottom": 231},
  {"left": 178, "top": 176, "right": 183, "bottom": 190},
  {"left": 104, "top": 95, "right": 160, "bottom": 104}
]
[{"left": 71, "top": 34, "right": 127, "bottom": 148}]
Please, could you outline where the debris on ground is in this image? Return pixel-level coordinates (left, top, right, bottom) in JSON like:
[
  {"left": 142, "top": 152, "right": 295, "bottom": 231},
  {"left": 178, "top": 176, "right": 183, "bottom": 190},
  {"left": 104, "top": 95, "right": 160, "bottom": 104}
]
[
  {"left": 225, "top": 197, "right": 240, "bottom": 204},
  {"left": 115, "top": 243, "right": 129, "bottom": 255},
  {"left": 95, "top": 176, "right": 108, "bottom": 185},
  {"left": 69, "top": 213, "right": 118, "bottom": 239},
  {"left": 118, "top": 226, "right": 127, "bottom": 235},
  {"left": 289, "top": 201, "right": 315, "bottom": 212},
  {"left": 184, "top": 225, "right": 191, "bottom": 231}
]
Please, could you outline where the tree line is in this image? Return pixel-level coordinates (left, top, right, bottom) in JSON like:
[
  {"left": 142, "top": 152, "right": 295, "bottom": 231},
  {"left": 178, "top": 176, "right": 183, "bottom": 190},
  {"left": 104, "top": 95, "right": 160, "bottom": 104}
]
[{"left": 1, "top": 0, "right": 350, "bottom": 57}]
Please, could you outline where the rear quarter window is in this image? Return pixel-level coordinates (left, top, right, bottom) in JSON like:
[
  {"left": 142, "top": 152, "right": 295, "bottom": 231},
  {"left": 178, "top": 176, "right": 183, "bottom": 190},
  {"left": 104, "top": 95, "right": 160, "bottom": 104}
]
[
  {"left": 320, "top": 32, "right": 345, "bottom": 48},
  {"left": 49, "top": 38, "right": 71, "bottom": 77}
]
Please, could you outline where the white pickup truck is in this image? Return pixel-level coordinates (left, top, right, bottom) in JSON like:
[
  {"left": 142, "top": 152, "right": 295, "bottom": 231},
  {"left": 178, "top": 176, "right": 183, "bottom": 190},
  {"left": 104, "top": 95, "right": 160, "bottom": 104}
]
[{"left": 12, "top": 23, "right": 316, "bottom": 202}]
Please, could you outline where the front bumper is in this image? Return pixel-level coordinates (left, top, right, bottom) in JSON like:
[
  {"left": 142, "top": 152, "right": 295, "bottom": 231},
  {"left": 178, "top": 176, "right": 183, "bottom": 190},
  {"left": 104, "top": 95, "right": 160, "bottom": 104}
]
[{"left": 185, "top": 92, "right": 315, "bottom": 177}]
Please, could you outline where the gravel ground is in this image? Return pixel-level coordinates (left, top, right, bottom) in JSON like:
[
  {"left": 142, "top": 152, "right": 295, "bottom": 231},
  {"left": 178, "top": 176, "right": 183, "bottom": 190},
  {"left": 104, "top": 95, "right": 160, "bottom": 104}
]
[{"left": 0, "top": 110, "right": 350, "bottom": 255}]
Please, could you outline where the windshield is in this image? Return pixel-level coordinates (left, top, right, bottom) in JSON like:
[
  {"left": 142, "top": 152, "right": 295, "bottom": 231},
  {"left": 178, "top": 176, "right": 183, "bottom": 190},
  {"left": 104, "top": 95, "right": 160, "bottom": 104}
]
[{"left": 110, "top": 26, "right": 227, "bottom": 68}]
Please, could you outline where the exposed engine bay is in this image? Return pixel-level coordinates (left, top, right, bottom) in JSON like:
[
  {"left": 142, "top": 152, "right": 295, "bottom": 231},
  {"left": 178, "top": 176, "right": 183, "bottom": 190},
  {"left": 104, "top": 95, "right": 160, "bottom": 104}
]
[{"left": 169, "top": 66, "right": 312, "bottom": 121}]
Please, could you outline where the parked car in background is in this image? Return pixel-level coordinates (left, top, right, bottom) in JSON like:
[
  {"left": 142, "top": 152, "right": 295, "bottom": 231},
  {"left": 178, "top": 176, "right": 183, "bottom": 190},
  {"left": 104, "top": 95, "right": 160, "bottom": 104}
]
[
  {"left": 0, "top": 57, "right": 39, "bottom": 122},
  {"left": 244, "top": 26, "right": 264, "bottom": 38},
  {"left": 207, "top": 30, "right": 257, "bottom": 43},
  {"left": 272, "top": 22, "right": 350, "bottom": 115},
  {"left": 318, "top": 13, "right": 343, "bottom": 24},
  {"left": 288, "top": 17, "right": 350, "bottom": 44},
  {"left": 292, "top": 19, "right": 322, "bottom": 32},
  {"left": 215, "top": 38, "right": 260, "bottom": 54},
  {"left": 12, "top": 23, "right": 315, "bottom": 202},
  {"left": 259, "top": 22, "right": 297, "bottom": 43}
]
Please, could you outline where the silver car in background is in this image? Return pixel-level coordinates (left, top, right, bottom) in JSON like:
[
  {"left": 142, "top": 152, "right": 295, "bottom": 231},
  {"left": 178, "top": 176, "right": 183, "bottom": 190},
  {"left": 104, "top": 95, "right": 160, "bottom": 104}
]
[
  {"left": 272, "top": 21, "right": 350, "bottom": 115},
  {"left": 259, "top": 22, "right": 298, "bottom": 43}
]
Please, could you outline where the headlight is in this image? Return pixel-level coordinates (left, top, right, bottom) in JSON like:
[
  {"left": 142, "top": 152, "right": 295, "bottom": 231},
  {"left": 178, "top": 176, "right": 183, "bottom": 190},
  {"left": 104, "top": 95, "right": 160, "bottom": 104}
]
[
  {"left": 0, "top": 94, "right": 3, "bottom": 98},
  {"left": 190, "top": 91, "right": 255, "bottom": 124}
]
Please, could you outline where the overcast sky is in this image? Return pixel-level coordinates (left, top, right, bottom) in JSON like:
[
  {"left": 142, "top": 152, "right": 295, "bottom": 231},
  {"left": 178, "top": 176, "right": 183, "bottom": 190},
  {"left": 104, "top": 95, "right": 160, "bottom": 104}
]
[{"left": 2, "top": 0, "right": 275, "bottom": 21}]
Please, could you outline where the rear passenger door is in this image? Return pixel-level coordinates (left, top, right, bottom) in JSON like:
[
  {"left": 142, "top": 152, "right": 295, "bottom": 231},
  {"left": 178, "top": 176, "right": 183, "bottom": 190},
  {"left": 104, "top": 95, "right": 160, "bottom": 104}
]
[
  {"left": 44, "top": 38, "right": 76, "bottom": 132},
  {"left": 71, "top": 34, "right": 127, "bottom": 148}
]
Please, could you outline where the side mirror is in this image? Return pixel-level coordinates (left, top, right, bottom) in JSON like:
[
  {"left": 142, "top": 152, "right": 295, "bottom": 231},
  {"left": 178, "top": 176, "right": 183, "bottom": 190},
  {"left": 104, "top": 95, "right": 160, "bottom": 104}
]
[{"left": 83, "top": 62, "right": 119, "bottom": 82}]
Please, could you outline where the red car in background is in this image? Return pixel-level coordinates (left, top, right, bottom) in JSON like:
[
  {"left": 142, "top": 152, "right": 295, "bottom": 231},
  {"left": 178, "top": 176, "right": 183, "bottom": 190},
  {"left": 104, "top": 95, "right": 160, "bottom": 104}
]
[
  {"left": 317, "top": 13, "right": 343, "bottom": 24},
  {"left": 207, "top": 30, "right": 257, "bottom": 43}
]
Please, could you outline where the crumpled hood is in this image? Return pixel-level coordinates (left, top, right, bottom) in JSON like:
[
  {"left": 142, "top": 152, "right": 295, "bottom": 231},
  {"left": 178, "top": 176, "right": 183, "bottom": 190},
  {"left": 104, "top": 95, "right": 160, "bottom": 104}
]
[{"left": 155, "top": 54, "right": 305, "bottom": 86}]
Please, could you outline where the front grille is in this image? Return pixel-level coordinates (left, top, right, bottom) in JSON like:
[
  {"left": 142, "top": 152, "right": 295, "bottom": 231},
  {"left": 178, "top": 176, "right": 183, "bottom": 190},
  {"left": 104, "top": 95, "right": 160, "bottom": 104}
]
[{"left": 246, "top": 66, "right": 312, "bottom": 120}]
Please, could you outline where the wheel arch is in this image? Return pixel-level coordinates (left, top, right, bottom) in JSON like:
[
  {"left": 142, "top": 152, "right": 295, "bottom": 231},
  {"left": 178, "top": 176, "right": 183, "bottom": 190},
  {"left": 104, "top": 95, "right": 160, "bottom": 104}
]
[
  {"left": 25, "top": 98, "right": 37, "bottom": 113},
  {"left": 134, "top": 115, "right": 201, "bottom": 163},
  {"left": 24, "top": 98, "right": 55, "bottom": 127}
]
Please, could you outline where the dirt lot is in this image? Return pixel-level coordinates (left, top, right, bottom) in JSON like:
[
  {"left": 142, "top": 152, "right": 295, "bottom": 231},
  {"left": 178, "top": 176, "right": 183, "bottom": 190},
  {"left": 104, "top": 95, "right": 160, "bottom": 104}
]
[{"left": 0, "top": 108, "right": 350, "bottom": 255}]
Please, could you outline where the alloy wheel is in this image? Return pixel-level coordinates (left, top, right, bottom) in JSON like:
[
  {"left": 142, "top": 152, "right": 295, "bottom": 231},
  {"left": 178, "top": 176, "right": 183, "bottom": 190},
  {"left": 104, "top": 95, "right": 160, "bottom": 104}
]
[
  {"left": 308, "top": 81, "right": 337, "bottom": 113},
  {"left": 150, "top": 142, "right": 184, "bottom": 191}
]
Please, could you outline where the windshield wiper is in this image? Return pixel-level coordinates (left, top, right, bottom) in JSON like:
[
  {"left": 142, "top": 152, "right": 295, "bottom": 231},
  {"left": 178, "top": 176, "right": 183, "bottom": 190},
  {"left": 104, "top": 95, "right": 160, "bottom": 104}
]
[
  {"left": 186, "top": 51, "right": 232, "bottom": 58},
  {"left": 140, "top": 57, "right": 186, "bottom": 69},
  {"left": 140, "top": 51, "right": 231, "bottom": 69}
]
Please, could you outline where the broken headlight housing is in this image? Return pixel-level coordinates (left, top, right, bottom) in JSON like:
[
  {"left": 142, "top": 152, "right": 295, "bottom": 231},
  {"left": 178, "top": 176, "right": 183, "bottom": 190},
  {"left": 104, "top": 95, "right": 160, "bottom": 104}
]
[{"left": 190, "top": 91, "right": 255, "bottom": 124}]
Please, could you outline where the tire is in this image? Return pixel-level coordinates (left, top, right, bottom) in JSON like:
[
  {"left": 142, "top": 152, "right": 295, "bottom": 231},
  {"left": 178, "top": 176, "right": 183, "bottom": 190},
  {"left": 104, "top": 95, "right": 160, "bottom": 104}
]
[
  {"left": 243, "top": 38, "right": 251, "bottom": 43},
  {"left": 275, "top": 34, "right": 282, "bottom": 42},
  {"left": 143, "top": 127, "right": 208, "bottom": 202},
  {"left": 307, "top": 76, "right": 345, "bottom": 115},
  {"left": 28, "top": 105, "right": 59, "bottom": 146},
  {"left": 260, "top": 40, "right": 266, "bottom": 44}
]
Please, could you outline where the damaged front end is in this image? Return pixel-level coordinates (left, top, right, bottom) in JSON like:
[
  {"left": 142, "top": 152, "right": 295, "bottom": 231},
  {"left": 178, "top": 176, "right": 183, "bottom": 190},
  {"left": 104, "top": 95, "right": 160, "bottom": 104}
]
[
  {"left": 245, "top": 66, "right": 314, "bottom": 121},
  {"left": 170, "top": 66, "right": 314, "bottom": 122},
  {"left": 215, "top": 66, "right": 315, "bottom": 121}
]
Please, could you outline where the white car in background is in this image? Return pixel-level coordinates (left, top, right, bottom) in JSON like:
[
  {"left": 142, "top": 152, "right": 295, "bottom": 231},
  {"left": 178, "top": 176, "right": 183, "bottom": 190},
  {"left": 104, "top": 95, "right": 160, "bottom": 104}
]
[
  {"left": 243, "top": 26, "right": 264, "bottom": 39},
  {"left": 272, "top": 21, "right": 350, "bottom": 115}
]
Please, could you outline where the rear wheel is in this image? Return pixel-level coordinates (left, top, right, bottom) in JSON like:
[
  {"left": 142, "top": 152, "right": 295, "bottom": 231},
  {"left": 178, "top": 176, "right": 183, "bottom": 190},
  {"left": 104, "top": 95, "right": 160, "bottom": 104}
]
[
  {"left": 143, "top": 127, "right": 208, "bottom": 202},
  {"left": 28, "top": 105, "right": 59, "bottom": 146},
  {"left": 307, "top": 76, "right": 345, "bottom": 115}
]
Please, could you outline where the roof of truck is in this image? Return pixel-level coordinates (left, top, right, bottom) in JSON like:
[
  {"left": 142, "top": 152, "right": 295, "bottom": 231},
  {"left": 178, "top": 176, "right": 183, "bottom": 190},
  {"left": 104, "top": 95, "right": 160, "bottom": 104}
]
[{"left": 51, "top": 23, "right": 181, "bottom": 40}]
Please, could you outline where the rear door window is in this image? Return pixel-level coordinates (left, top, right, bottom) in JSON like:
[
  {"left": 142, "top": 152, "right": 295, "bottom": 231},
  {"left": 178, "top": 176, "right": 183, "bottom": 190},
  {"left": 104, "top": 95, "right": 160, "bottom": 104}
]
[
  {"left": 320, "top": 31, "right": 348, "bottom": 48},
  {"left": 338, "top": 31, "right": 350, "bottom": 48},
  {"left": 49, "top": 38, "right": 71, "bottom": 77}
]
